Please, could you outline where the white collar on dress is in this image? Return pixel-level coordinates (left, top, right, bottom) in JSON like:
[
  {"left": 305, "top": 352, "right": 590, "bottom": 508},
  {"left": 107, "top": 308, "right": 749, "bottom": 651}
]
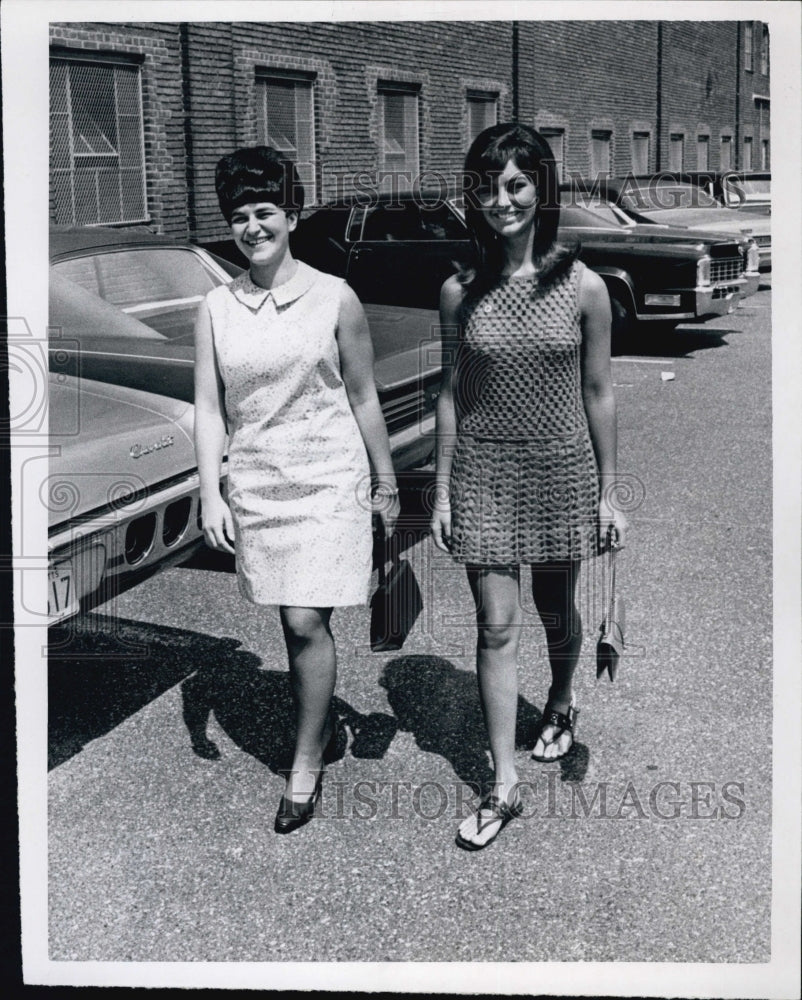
[{"left": 230, "top": 260, "right": 317, "bottom": 311}]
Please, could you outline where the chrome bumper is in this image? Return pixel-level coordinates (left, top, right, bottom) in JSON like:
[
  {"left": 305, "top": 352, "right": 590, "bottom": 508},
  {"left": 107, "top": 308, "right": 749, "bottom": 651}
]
[{"left": 637, "top": 278, "right": 754, "bottom": 322}]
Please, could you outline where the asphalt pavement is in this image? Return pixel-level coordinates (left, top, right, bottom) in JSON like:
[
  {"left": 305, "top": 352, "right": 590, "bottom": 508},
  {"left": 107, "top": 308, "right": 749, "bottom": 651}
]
[{"left": 48, "top": 285, "right": 773, "bottom": 966}]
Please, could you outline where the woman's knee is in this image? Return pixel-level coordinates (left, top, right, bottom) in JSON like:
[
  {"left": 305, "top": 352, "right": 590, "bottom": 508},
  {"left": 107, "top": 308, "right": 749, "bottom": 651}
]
[
  {"left": 476, "top": 619, "right": 520, "bottom": 652},
  {"left": 281, "top": 607, "right": 331, "bottom": 645}
]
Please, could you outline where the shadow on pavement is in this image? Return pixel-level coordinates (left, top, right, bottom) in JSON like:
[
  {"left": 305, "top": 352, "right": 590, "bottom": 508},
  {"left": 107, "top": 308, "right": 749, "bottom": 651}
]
[
  {"left": 614, "top": 325, "right": 733, "bottom": 359},
  {"left": 378, "top": 654, "right": 588, "bottom": 789},
  {"left": 181, "top": 658, "right": 397, "bottom": 773},
  {"left": 49, "top": 613, "right": 398, "bottom": 774},
  {"left": 48, "top": 615, "right": 244, "bottom": 770}
]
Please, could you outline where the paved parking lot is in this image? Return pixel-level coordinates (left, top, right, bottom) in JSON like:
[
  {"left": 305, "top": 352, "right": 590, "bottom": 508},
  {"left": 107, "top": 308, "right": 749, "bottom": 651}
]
[{"left": 47, "top": 288, "right": 774, "bottom": 972}]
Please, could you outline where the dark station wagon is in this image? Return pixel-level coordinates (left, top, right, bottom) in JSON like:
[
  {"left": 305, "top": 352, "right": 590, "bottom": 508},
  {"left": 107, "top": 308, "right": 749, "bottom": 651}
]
[{"left": 284, "top": 191, "right": 760, "bottom": 341}]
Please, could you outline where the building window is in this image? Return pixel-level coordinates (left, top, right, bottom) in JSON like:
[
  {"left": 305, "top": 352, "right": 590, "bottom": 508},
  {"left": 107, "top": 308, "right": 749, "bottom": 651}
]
[
  {"left": 378, "top": 85, "right": 420, "bottom": 192},
  {"left": 761, "top": 139, "right": 769, "bottom": 170},
  {"left": 590, "top": 129, "right": 611, "bottom": 178},
  {"left": 697, "top": 135, "right": 709, "bottom": 170},
  {"left": 50, "top": 57, "right": 147, "bottom": 226},
  {"left": 631, "top": 132, "right": 650, "bottom": 174},
  {"left": 540, "top": 127, "right": 565, "bottom": 182},
  {"left": 256, "top": 73, "right": 316, "bottom": 205},
  {"left": 743, "top": 136, "right": 753, "bottom": 170},
  {"left": 720, "top": 135, "right": 732, "bottom": 170},
  {"left": 744, "top": 23, "right": 753, "bottom": 71},
  {"left": 760, "top": 26, "right": 769, "bottom": 75},
  {"left": 669, "top": 133, "right": 684, "bottom": 171},
  {"left": 467, "top": 90, "right": 498, "bottom": 142}
]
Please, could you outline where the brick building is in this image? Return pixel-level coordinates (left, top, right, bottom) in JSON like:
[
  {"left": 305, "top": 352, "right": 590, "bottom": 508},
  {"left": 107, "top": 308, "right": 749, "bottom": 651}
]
[{"left": 49, "top": 19, "right": 771, "bottom": 244}]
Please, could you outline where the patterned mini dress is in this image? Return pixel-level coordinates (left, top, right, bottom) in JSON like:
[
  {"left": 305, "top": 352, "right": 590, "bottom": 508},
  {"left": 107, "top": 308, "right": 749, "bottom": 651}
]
[{"left": 450, "top": 259, "right": 600, "bottom": 565}]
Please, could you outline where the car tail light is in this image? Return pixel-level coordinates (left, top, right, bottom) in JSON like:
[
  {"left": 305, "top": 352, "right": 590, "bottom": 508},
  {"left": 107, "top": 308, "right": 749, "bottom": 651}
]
[
  {"left": 125, "top": 513, "right": 157, "bottom": 565},
  {"left": 696, "top": 256, "right": 711, "bottom": 287},
  {"left": 163, "top": 497, "right": 192, "bottom": 546}
]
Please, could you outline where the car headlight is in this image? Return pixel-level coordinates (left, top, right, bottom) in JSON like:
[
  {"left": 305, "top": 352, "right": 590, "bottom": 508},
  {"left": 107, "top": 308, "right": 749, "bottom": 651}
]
[
  {"left": 745, "top": 241, "right": 760, "bottom": 273},
  {"left": 696, "top": 256, "right": 711, "bottom": 287}
]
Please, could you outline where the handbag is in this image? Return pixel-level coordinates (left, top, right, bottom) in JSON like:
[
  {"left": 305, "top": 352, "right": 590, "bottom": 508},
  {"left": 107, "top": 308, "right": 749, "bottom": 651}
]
[
  {"left": 370, "top": 519, "right": 423, "bottom": 652},
  {"left": 596, "top": 528, "right": 625, "bottom": 681}
]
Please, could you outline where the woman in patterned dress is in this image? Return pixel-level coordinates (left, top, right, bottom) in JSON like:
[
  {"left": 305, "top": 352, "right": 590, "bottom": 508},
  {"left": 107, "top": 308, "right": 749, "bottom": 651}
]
[
  {"left": 431, "top": 123, "right": 627, "bottom": 850},
  {"left": 194, "top": 147, "right": 400, "bottom": 833}
]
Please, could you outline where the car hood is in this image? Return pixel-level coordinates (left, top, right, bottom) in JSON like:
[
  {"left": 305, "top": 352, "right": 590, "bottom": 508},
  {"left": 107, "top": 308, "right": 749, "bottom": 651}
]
[
  {"left": 363, "top": 304, "right": 442, "bottom": 390},
  {"left": 564, "top": 223, "right": 743, "bottom": 259},
  {"left": 640, "top": 207, "right": 770, "bottom": 238},
  {"left": 48, "top": 373, "right": 196, "bottom": 528}
]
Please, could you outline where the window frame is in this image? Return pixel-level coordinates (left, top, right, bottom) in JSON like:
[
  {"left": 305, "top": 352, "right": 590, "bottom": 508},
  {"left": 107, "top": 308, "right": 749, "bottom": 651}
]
[
  {"left": 540, "top": 127, "right": 566, "bottom": 183},
  {"left": 631, "top": 131, "right": 650, "bottom": 174},
  {"left": 590, "top": 129, "right": 612, "bottom": 179},
  {"left": 744, "top": 22, "right": 754, "bottom": 72},
  {"left": 696, "top": 134, "right": 710, "bottom": 171},
  {"left": 720, "top": 135, "right": 733, "bottom": 170},
  {"left": 50, "top": 52, "right": 148, "bottom": 227},
  {"left": 377, "top": 82, "right": 421, "bottom": 192},
  {"left": 669, "top": 133, "right": 685, "bottom": 172},
  {"left": 466, "top": 89, "right": 499, "bottom": 143},
  {"left": 255, "top": 69, "right": 317, "bottom": 206}
]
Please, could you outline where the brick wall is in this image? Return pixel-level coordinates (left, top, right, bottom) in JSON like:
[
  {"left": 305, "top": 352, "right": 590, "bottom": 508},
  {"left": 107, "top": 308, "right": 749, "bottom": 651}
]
[
  {"left": 522, "top": 20, "right": 659, "bottom": 176},
  {"left": 739, "top": 21, "right": 771, "bottom": 169},
  {"left": 189, "top": 21, "right": 512, "bottom": 242},
  {"left": 50, "top": 20, "right": 771, "bottom": 242},
  {"left": 661, "top": 21, "right": 738, "bottom": 172}
]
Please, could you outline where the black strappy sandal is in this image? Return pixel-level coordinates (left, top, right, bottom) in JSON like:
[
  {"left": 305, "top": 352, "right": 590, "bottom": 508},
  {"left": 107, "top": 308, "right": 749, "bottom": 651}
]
[
  {"left": 455, "top": 793, "right": 524, "bottom": 851},
  {"left": 531, "top": 701, "right": 578, "bottom": 762}
]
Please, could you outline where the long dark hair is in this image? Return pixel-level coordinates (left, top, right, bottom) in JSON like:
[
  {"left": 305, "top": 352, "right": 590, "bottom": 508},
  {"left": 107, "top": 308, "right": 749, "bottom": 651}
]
[{"left": 459, "top": 122, "right": 576, "bottom": 298}]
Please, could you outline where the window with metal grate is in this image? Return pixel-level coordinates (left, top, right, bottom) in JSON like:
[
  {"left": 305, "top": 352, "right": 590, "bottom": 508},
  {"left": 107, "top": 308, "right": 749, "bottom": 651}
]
[
  {"left": 378, "top": 85, "right": 420, "bottom": 193},
  {"left": 256, "top": 74, "right": 316, "bottom": 206},
  {"left": 50, "top": 58, "right": 147, "bottom": 226}
]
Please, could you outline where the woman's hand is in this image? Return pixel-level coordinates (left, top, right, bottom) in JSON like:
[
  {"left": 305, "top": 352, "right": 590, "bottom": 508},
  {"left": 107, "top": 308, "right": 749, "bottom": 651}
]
[
  {"left": 201, "top": 494, "right": 236, "bottom": 554},
  {"left": 373, "top": 491, "right": 401, "bottom": 539},
  {"left": 430, "top": 499, "right": 453, "bottom": 553},
  {"left": 598, "top": 495, "right": 628, "bottom": 551}
]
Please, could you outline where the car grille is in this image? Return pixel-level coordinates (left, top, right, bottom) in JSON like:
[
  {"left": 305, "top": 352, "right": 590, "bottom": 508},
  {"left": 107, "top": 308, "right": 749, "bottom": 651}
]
[
  {"left": 711, "top": 258, "right": 742, "bottom": 284},
  {"left": 381, "top": 372, "right": 440, "bottom": 435}
]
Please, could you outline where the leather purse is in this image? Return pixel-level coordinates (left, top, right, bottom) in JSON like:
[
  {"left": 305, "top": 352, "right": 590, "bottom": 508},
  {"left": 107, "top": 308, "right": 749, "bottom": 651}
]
[
  {"left": 596, "top": 528, "right": 625, "bottom": 681},
  {"left": 370, "top": 519, "right": 423, "bottom": 652}
]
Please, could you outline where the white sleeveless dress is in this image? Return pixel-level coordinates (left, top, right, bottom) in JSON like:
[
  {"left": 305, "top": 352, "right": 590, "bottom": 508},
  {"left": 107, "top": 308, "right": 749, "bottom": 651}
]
[{"left": 205, "top": 261, "right": 372, "bottom": 606}]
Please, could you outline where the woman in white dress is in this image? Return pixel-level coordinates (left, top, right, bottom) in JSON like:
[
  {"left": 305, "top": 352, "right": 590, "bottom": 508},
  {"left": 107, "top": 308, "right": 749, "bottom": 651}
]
[{"left": 194, "top": 147, "right": 400, "bottom": 833}]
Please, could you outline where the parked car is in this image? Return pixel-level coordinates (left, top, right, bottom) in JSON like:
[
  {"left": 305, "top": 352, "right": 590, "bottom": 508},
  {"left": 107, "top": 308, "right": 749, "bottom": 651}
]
[
  {"left": 675, "top": 170, "right": 771, "bottom": 214},
  {"left": 47, "top": 373, "right": 221, "bottom": 623},
  {"left": 562, "top": 176, "right": 771, "bottom": 270},
  {"left": 49, "top": 227, "right": 441, "bottom": 472},
  {"left": 284, "top": 191, "right": 759, "bottom": 341}
]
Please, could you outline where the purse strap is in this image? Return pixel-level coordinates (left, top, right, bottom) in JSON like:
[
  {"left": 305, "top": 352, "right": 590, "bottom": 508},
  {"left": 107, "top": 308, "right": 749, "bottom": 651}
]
[
  {"left": 604, "top": 525, "right": 617, "bottom": 628},
  {"left": 374, "top": 515, "right": 397, "bottom": 587}
]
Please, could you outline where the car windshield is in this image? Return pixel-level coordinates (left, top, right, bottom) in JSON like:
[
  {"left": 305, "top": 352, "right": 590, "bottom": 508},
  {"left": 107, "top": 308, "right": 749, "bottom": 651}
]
[
  {"left": 619, "top": 180, "right": 719, "bottom": 212},
  {"left": 559, "top": 199, "right": 633, "bottom": 229},
  {"left": 726, "top": 177, "right": 770, "bottom": 202},
  {"left": 51, "top": 247, "right": 223, "bottom": 340}
]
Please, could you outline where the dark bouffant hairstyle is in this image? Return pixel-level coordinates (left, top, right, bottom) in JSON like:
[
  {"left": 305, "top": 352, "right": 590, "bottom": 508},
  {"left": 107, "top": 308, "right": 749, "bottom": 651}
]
[
  {"left": 459, "top": 122, "right": 577, "bottom": 298},
  {"left": 214, "top": 146, "right": 305, "bottom": 223}
]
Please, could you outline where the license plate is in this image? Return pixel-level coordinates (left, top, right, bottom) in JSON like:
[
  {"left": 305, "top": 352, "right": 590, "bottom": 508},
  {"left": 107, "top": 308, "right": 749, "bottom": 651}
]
[{"left": 48, "top": 560, "right": 77, "bottom": 622}]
